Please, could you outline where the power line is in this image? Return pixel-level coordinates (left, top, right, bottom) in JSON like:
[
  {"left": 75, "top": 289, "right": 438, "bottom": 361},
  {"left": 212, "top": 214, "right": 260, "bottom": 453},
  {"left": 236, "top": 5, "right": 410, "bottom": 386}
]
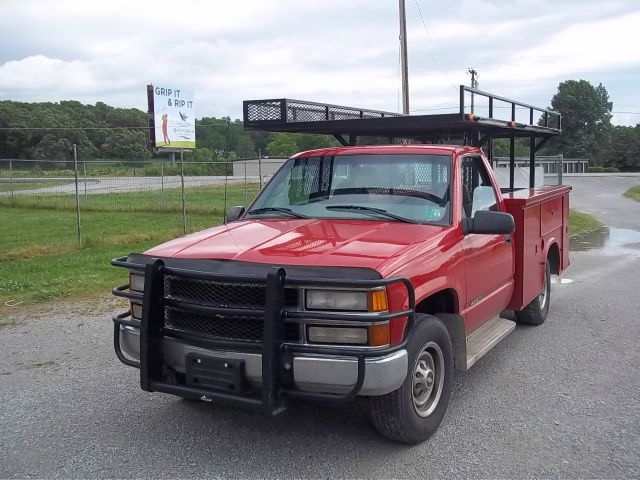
[{"left": 413, "top": 0, "right": 456, "bottom": 90}]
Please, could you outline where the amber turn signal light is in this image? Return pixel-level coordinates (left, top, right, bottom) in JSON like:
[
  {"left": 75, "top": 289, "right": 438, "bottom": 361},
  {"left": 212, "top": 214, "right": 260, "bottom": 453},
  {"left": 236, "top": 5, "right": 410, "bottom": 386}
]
[
  {"left": 368, "top": 290, "right": 388, "bottom": 312},
  {"left": 368, "top": 324, "right": 390, "bottom": 346}
]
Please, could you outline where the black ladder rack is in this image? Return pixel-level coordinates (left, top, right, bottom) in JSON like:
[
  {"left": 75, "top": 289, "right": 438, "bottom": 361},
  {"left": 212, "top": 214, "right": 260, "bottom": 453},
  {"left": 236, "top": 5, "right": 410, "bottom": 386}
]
[{"left": 243, "top": 85, "right": 562, "bottom": 189}]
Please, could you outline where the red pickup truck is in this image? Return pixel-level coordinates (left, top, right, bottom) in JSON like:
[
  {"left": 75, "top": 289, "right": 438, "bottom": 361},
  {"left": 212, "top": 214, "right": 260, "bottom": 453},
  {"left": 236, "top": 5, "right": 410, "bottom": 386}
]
[{"left": 112, "top": 142, "right": 570, "bottom": 443}]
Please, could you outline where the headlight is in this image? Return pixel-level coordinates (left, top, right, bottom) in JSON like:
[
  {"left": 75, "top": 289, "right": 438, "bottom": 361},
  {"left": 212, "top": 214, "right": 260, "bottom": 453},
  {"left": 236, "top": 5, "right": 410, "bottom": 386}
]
[
  {"left": 306, "top": 290, "right": 367, "bottom": 311},
  {"left": 307, "top": 326, "right": 368, "bottom": 344},
  {"left": 305, "top": 289, "right": 387, "bottom": 312},
  {"left": 307, "top": 324, "right": 390, "bottom": 346},
  {"left": 129, "top": 273, "right": 144, "bottom": 320},
  {"left": 131, "top": 302, "right": 143, "bottom": 319},
  {"left": 129, "top": 272, "right": 145, "bottom": 292}
]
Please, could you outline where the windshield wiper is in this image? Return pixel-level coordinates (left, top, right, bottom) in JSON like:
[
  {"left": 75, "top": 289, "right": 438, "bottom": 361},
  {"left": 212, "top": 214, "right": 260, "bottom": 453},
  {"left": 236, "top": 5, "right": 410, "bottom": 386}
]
[
  {"left": 246, "top": 207, "right": 309, "bottom": 219},
  {"left": 326, "top": 205, "right": 419, "bottom": 224}
]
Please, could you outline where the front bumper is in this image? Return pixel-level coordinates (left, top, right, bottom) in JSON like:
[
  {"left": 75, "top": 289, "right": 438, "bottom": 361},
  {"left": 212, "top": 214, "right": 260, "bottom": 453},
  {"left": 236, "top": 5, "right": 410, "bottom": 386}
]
[
  {"left": 111, "top": 255, "right": 415, "bottom": 415},
  {"left": 119, "top": 325, "right": 408, "bottom": 396}
]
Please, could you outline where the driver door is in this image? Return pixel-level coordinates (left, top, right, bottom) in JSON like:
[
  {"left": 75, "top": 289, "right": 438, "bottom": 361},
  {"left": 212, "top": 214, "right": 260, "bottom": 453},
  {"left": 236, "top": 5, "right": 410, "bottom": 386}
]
[{"left": 461, "top": 155, "right": 514, "bottom": 333}]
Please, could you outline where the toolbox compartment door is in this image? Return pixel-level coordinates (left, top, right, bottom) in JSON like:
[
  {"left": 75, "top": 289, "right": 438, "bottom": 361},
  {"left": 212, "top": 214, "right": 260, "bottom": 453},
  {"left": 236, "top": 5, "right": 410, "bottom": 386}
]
[{"left": 503, "top": 185, "right": 571, "bottom": 310}]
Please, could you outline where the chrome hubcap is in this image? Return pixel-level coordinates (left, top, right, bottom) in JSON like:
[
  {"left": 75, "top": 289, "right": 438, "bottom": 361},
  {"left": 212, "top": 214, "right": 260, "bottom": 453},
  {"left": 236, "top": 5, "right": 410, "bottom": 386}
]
[{"left": 412, "top": 342, "right": 444, "bottom": 417}]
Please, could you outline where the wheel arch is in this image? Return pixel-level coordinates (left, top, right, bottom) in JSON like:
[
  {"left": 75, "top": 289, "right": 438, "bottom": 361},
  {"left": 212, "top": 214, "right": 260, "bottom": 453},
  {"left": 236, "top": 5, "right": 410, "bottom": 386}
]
[
  {"left": 415, "top": 289, "right": 466, "bottom": 371},
  {"left": 415, "top": 288, "right": 460, "bottom": 316},
  {"left": 546, "top": 241, "right": 561, "bottom": 275}
]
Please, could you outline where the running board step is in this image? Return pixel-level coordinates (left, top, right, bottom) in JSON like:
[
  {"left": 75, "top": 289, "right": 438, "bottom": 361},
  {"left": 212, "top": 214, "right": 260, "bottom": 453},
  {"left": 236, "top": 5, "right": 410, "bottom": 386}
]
[{"left": 466, "top": 317, "right": 516, "bottom": 369}]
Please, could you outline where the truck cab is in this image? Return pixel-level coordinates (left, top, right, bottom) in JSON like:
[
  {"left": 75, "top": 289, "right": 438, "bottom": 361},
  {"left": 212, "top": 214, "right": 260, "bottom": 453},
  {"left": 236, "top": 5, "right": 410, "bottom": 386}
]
[{"left": 112, "top": 89, "right": 569, "bottom": 443}]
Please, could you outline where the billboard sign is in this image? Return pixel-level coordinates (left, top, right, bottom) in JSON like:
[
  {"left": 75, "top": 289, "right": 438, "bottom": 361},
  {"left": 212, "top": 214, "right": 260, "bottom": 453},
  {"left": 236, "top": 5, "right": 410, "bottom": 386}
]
[{"left": 147, "top": 84, "right": 196, "bottom": 149}]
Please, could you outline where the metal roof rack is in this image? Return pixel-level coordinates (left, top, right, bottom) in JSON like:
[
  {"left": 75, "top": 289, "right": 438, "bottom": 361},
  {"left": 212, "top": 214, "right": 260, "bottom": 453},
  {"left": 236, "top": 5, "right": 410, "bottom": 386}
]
[{"left": 243, "top": 86, "right": 562, "bottom": 189}]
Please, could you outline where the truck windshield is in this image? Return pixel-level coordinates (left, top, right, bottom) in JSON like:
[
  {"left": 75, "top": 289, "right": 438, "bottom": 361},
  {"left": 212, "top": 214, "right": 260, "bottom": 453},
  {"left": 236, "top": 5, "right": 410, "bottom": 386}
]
[{"left": 247, "top": 154, "right": 452, "bottom": 225}]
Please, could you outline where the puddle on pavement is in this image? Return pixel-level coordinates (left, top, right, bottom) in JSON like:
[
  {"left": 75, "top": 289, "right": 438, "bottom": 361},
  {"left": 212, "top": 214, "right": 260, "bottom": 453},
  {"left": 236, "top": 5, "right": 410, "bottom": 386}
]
[
  {"left": 570, "top": 226, "right": 640, "bottom": 257},
  {"left": 551, "top": 277, "right": 573, "bottom": 284}
]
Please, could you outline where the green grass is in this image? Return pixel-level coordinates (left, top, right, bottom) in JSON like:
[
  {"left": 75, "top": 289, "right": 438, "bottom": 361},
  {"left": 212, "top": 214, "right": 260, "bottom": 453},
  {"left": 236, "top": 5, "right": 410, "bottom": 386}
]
[
  {"left": 0, "top": 183, "right": 260, "bottom": 255},
  {"left": 0, "top": 181, "right": 70, "bottom": 192},
  {"left": 0, "top": 240, "right": 160, "bottom": 304},
  {"left": 569, "top": 209, "right": 602, "bottom": 237},
  {"left": 623, "top": 185, "right": 640, "bottom": 202},
  {"left": 0, "top": 182, "right": 260, "bottom": 304}
]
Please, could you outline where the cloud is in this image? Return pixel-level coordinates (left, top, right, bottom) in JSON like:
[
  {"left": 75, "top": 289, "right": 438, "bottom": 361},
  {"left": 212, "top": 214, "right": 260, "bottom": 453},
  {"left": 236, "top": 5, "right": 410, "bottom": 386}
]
[{"left": 0, "top": 0, "right": 638, "bottom": 125}]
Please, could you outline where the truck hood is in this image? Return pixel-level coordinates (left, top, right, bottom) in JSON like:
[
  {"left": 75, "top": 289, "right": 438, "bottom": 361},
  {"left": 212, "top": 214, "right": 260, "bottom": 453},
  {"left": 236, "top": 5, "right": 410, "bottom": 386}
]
[{"left": 144, "top": 218, "right": 445, "bottom": 270}]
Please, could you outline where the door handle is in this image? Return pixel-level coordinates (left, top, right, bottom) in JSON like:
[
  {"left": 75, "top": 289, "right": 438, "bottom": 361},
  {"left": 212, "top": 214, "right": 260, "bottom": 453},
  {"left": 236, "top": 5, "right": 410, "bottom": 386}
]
[{"left": 504, "top": 234, "right": 512, "bottom": 245}]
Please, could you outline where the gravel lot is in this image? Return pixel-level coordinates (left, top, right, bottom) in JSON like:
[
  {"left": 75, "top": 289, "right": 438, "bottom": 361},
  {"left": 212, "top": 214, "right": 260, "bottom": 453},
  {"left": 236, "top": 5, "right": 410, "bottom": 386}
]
[{"left": 1, "top": 175, "right": 639, "bottom": 478}]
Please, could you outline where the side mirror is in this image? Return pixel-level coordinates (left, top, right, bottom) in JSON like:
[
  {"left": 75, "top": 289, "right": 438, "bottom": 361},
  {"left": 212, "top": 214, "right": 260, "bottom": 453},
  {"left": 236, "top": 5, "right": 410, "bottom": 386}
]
[
  {"left": 226, "top": 206, "right": 245, "bottom": 223},
  {"left": 463, "top": 210, "right": 515, "bottom": 235}
]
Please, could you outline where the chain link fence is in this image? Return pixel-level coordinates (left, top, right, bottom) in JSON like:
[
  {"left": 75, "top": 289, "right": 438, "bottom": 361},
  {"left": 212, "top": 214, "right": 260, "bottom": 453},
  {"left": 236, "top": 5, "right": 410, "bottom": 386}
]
[
  {"left": 0, "top": 157, "right": 285, "bottom": 259},
  {"left": 492, "top": 155, "right": 589, "bottom": 187},
  {"left": 0, "top": 153, "right": 584, "bottom": 259}
]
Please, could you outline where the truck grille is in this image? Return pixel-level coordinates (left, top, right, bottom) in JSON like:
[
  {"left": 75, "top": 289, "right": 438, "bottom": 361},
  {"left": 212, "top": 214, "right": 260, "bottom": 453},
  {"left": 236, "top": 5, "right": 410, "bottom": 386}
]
[
  {"left": 165, "top": 308, "right": 300, "bottom": 342},
  {"left": 163, "top": 276, "right": 300, "bottom": 343},
  {"left": 164, "top": 276, "right": 298, "bottom": 309}
]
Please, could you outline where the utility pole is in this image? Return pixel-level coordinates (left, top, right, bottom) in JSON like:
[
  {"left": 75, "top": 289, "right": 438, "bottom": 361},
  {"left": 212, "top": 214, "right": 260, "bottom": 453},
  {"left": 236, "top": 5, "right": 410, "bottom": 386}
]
[
  {"left": 399, "top": 0, "right": 410, "bottom": 114},
  {"left": 468, "top": 68, "right": 479, "bottom": 113}
]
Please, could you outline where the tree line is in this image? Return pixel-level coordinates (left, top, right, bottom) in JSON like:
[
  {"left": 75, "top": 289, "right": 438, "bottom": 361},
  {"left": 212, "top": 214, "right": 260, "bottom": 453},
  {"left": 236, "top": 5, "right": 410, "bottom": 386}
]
[
  {"left": 0, "top": 79, "right": 638, "bottom": 171},
  {"left": 0, "top": 100, "right": 338, "bottom": 164},
  {"left": 492, "top": 80, "right": 639, "bottom": 171}
]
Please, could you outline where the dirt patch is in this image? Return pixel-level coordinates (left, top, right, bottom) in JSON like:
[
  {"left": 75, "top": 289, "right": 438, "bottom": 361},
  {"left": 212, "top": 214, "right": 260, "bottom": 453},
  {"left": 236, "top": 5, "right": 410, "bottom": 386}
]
[{"left": 0, "top": 293, "right": 127, "bottom": 325}]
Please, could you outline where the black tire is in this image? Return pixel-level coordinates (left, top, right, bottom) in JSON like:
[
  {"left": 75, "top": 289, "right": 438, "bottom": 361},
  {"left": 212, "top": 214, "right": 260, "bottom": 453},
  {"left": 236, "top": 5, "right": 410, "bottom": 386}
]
[
  {"left": 515, "top": 259, "right": 550, "bottom": 325},
  {"left": 363, "top": 314, "right": 454, "bottom": 444}
]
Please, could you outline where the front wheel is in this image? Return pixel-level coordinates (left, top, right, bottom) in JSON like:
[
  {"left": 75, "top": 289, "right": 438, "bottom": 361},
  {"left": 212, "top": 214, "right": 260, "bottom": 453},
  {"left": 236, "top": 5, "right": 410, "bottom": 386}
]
[
  {"left": 363, "top": 314, "right": 454, "bottom": 444},
  {"left": 515, "top": 260, "right": 551, "bottom": 325}
]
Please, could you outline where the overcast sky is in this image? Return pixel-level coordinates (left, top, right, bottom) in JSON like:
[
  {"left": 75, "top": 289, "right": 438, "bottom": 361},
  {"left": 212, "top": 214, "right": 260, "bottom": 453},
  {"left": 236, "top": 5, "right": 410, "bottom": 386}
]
[{"left": 1, "top": 0, "right": 638, "bottom": 125}]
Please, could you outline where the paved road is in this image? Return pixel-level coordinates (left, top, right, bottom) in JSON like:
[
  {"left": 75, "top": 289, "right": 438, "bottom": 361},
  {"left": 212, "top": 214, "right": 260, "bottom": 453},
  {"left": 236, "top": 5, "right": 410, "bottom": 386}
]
[
  {"left": 563, "top": 174, "right": 640, "bottom": 230},
  {"left": 1, "top": 176, "right": 639, "bottom": 478},
  {"left": 0, "top": 176, "right": 255, "bottom": 196}
]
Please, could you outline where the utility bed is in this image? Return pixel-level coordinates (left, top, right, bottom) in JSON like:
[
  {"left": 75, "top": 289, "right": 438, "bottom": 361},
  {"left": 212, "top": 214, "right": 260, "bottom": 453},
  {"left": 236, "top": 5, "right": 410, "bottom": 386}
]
[{"left": 503, "top": 185, "right": 571, "bottom": 310}]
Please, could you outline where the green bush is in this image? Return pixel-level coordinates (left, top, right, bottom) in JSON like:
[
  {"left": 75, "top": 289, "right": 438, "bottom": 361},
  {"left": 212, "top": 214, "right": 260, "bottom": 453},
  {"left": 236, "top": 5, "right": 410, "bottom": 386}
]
[
  {"left": 89, "top": 166, "right": 129, "bottom": 176},
  {"left": 588, "top": 166, "right": 604, "bottom": 173},
  {"left": 142, "top": 164, "right": 164, "bottom": 176},
  {"left": 603, "top": 166, "right": 620, "bottom": 173}
]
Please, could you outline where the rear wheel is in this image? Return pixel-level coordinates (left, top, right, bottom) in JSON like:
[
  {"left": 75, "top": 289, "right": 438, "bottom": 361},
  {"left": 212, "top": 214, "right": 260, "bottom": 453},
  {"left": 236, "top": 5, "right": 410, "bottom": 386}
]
[
  {"left": 515, "top": 260, "right": 550, "bottom": 325},
  {"left": 363, "top": 314, "right": 454, "bottom": 444}
]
